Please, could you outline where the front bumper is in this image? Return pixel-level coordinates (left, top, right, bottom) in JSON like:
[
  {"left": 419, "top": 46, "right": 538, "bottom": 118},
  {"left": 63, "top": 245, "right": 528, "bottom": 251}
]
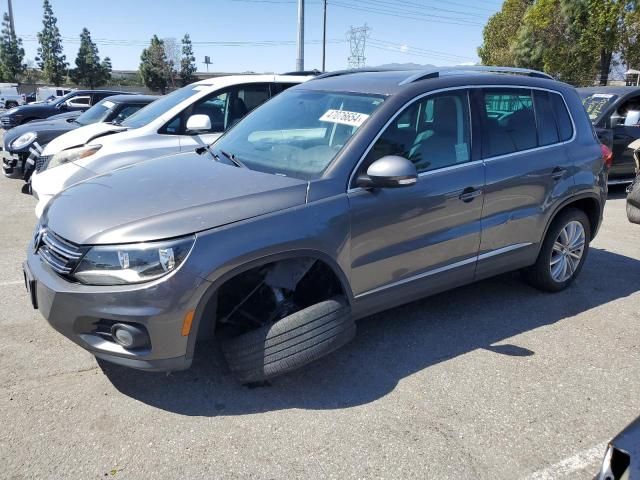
[{"left": 24, "top": 243, "right": 211, "bottom": 372}]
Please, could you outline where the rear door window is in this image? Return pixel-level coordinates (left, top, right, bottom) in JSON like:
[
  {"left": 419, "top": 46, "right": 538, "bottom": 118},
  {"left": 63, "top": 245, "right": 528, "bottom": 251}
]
[
  {"left": 534, "top": 91, "right": 560, "bottom": 146},
  {"left": 481, "top": 89, "right": 537, "bottom": 157}
]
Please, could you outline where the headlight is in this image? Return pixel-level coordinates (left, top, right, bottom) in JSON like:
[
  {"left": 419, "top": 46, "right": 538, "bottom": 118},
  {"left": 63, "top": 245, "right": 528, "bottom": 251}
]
[
  {"left": 11, "top": 131, "right": 37, "bottom": 149},
  {"left": 5, "top": 107, "right": 18, "bottom": 114},
  {"left": 48, "top": 144, "right": 101, "bottom": 169},
  {"left": 73, "top": 236, "right": 195, "bottom": 285}
]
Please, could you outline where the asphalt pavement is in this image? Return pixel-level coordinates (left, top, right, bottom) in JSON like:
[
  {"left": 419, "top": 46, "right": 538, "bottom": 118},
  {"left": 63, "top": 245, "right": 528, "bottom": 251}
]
[{"left": 0, "top": 176, "right": 638, "bottom": 479}]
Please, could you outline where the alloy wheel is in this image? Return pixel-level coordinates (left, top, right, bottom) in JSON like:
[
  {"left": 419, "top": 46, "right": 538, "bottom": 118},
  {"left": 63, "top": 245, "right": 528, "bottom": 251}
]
[{"left": 550, "top": 220, "right": 585, "bottom": 283}]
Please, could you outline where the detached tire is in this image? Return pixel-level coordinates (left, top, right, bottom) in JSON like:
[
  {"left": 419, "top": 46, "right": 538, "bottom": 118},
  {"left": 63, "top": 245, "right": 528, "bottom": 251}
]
[
  {"left": 222, "top": 297, "right": 355, "bottom": 383},
  {"left": 522, "top": 208, "right": 591, "bottom": 292}
]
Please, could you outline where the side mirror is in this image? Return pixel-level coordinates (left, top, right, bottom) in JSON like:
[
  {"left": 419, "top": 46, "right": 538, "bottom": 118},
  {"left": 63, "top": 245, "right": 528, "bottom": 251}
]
[
  {"left": 356, "top": 155, "right": 418, "bottom": 189},
  {"left": 56, "top": 102, "right": 67, "bottom": 111},
  {"left": 186, "top": 114, "right": 211, "bottom": 133}
]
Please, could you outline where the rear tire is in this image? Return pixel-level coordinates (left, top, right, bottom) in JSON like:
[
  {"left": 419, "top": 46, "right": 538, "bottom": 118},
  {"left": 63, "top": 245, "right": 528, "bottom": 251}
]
[
  {"left": 523, "top": 208, "right": 591, "bottom": 292},
  {"left": 221, "top": 296, "right": 355, "bottom": 383},
  {"left": 5, "top": 101, "right": 17, "bottom": 109}
]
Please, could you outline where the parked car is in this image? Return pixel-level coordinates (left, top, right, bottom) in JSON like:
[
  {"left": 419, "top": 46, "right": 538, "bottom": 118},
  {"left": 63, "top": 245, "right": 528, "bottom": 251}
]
[
  {"left": 36, "top": 86, "right": 73, "bottom": 102},
  {"left": 578, "top": 86, "right": 640, "bottom": 184},
  {"left": 1, "top": 94, "right": 157, "bottom": 179},
  {"left": 597, "top": 416, "right": 639, "bottom": 480},
  {"left": 30, "top": 74, "right": 312, "bottom": 217},
  {"left": 23, "top": 67, "right": 606, "bottom": 382},
  {"left": 0, "top": 89, "right": 129, "bottom": 130},
  {"left": 0, "top": 83, "right": 25, "bottom": 109}
]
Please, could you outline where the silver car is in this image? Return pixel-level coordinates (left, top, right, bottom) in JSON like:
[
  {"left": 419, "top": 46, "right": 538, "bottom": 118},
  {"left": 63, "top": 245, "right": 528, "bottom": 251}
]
[{"left": 24, "top": 67, "right": 607, "bottom": 382}]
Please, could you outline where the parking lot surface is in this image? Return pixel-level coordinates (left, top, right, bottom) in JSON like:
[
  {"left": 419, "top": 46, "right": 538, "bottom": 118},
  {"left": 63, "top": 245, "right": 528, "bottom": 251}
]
[{"left": 0, "top": 177, "right": 638, "bottom": 479}]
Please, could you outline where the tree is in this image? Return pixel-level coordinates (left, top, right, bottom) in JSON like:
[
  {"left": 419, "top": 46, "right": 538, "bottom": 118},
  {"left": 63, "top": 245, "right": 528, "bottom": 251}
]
[
  {"left": 69, "top": 28, "right": 111, "bottom": 88},
  {"left": 180, "top": 33, "right": 197, "bottom": 86},
  {"left": 478, "top": 0, "right": 533, "bottom": 66},
  {"left": 139, "top": 35, "right": 170, "bottom": 93},
  {"left": 513, "top": 0, "right": 598, "bottom": 86},
  {"left": 163, "top": 37, "right": 180, "bottom": 88},
  {"left": 0, "top": 12, "right": 25, "bottom": 82},
  {"left": 36, "top": 0, "right": 67, "bottom": 86}
]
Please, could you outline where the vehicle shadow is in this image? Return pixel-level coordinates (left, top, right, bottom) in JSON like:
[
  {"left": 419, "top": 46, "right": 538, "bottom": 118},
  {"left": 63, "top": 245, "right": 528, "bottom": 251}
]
[{"left": 101, "top": 246, "right": 640, "bottom": 416}]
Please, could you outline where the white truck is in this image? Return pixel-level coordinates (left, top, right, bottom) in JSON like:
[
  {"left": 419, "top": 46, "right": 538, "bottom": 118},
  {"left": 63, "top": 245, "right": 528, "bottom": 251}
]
[{"left": 0, "top": 84, "right": 25, "bottom": 109}]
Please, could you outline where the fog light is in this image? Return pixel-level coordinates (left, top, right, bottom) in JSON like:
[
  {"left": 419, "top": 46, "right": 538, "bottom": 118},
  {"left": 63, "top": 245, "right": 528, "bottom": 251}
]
[{"left": 110, "top": 323, "right": 149, "bottom": 349}]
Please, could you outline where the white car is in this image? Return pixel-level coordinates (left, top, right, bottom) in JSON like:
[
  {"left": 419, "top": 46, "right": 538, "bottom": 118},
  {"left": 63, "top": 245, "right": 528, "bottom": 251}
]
[{"left": 30, "top": 74, "right": 311, "bottom": 217}]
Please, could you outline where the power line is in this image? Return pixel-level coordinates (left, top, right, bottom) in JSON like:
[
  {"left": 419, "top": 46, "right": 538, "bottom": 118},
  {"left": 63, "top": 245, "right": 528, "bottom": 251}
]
[{"left": 328, "top": 1, "right": 484, "bottom": 26}]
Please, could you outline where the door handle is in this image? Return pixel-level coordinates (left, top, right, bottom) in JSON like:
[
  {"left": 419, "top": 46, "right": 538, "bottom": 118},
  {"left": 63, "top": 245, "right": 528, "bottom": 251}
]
[
  {"left": 551, "top": 167, "right": 567, "bottom": 180},
  {"left": 459, "top": 187, "right": 482, "bottom": 203}
]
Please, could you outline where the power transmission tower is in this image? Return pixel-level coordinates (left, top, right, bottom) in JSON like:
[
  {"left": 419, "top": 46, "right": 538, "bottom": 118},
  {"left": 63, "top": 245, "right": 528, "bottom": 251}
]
[{"left": 347, "top": 24, "right": 370, "bottom": 69}]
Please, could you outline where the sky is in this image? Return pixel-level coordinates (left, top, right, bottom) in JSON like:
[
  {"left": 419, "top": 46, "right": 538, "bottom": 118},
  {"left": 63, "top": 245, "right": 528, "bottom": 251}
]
[{"left": 9, "top": 0, "right": 503, "bottom": 73}]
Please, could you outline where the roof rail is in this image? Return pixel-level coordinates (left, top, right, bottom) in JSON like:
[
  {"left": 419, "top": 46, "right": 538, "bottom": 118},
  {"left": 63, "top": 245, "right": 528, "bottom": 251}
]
[
  {"left": 398, "top": 66, "right": 554, "bottom": 85},
  {"left": 281, "top": 69, "right": 323, "bottom": 76},
  {"left": 311, "top": 67, "right": 398, "bottom": 81}
]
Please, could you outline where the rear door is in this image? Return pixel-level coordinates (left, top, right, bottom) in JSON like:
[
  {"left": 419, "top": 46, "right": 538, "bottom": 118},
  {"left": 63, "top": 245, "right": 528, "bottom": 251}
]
[
  {"left": 178, "top": 83, "right": 272, "bottom": 152},
  {"left": 476, "top": 87, "right": 575, "bottom": 278},
  {"left": 348, "top": 89, "right": 485, "bottom": 305}
]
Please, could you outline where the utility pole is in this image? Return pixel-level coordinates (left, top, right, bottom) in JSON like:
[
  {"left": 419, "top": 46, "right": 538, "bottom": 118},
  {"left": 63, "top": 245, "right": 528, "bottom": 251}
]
[
  {"left": 347, "top": 24, "right": 370, "bottom": 69},
  {"left": 7, "top": 0, "right": 15, "bottom": 36},
  {"left": 296, "top": 0, "right": 304, "bottom": 71},
  {"left": 321, "top": 0, "right": 327, "bottom": 72}
]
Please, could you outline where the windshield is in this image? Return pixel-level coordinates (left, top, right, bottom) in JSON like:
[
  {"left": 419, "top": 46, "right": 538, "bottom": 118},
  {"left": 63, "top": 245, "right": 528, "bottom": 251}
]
[
  {"left": 121, "top": 85, "right": 202, "bottom": 129},
  {"left": 581, "top": 92, "right": 618, "bottom": 123},
  {"left": 212, "top": 90, "right": 385, "bottom": 180},
  {"left": 75, "top": 98, "right": 117, "bottom": 126}
]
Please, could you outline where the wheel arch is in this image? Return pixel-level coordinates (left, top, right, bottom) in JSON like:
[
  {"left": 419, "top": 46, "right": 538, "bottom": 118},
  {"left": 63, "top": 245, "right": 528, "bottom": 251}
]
[
  {"left": 185, "top": 249, "right": 352, "bottom": 361},
  {"left": 540, "top": 193, "right": 603, "bottom": 250}
]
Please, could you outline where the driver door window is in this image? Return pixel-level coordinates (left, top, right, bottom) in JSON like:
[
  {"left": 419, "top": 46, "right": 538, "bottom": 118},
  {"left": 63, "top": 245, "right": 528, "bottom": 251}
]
[{"left": 361, "top": 90, "right": 471, "bottom": 177}]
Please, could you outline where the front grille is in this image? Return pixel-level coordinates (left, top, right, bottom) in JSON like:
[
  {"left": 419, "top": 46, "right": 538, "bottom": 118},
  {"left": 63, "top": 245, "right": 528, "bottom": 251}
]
[
  {"left": 35, "top": 155, "right": 52, "bottom": 172},
  {"left": 1, "top": 117, "right": 13, "bottom": 126},
  {"left": 35, "top": 229, "right": 86, "bottom": 276}
]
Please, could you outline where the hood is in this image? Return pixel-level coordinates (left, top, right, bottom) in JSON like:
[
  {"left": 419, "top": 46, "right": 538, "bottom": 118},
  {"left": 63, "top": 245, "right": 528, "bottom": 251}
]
[
  {"left": 4, "top": 117, "right": 78, "bottom": 150},
  {"left": 42, "top": 122, "right": 128, "bottom": 156},
  {"left": 43, "top": 152, "right": 308, "bottom": 245}
]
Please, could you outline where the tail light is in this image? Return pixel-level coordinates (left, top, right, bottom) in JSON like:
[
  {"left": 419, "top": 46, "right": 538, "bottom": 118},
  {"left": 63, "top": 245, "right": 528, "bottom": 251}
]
[{"left": 601, "top": 144, "right": 613, "bottom": 168}]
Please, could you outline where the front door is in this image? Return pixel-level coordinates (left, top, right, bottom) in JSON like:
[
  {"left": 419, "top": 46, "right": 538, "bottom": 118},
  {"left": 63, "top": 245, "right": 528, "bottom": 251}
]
[{"left": 348, "top": 89, "right": 484, "bottom": 306}]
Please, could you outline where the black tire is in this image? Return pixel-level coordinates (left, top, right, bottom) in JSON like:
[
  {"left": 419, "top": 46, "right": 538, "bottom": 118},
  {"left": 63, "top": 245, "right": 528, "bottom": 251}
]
[
  {"left": 627, "top": 179, "right": 640, "bottom": 224},
  {"left": 628, "top": 202, "right": 640, "bottom": 224},
  {"left": 523, "top": 208, "right": 591, "bottom": 292},
  {"left": 5, "top": 101, "right": 17, "bottom": 109},
  {"left": 221, "top": 296, "right": 355, "bottom": 383}
]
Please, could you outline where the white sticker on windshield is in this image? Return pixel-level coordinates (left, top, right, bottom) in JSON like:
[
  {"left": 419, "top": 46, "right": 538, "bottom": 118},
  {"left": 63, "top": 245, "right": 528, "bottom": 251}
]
[
  {"left": 591, "top": 93, "right": 615, "bottom": 99},
  {"left": 102, "top": 100, "right": 115, "bottom": 109},
  {"left": 319, "top": 109, "right": 369, "bottom": 127}
]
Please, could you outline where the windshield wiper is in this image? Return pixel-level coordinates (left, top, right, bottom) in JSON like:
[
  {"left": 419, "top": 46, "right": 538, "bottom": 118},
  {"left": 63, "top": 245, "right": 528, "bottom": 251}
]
[
  {"left": 196, "top": 145, "right": 247, "bottom": 169},
  {"left": 218, "top": 149, "right": 247, "bottom": 169}
]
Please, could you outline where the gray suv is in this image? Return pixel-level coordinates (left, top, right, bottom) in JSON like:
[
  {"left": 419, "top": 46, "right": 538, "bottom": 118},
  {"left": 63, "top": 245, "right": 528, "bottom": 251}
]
[{"left": 24, "top": 67, "right": 607, "bottom": 383}]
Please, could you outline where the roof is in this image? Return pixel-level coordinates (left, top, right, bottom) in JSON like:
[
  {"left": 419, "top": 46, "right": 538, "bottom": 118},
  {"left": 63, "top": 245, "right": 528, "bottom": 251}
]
[{"left": 101, "top": 94, "right": 158, "bottom": 103}]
